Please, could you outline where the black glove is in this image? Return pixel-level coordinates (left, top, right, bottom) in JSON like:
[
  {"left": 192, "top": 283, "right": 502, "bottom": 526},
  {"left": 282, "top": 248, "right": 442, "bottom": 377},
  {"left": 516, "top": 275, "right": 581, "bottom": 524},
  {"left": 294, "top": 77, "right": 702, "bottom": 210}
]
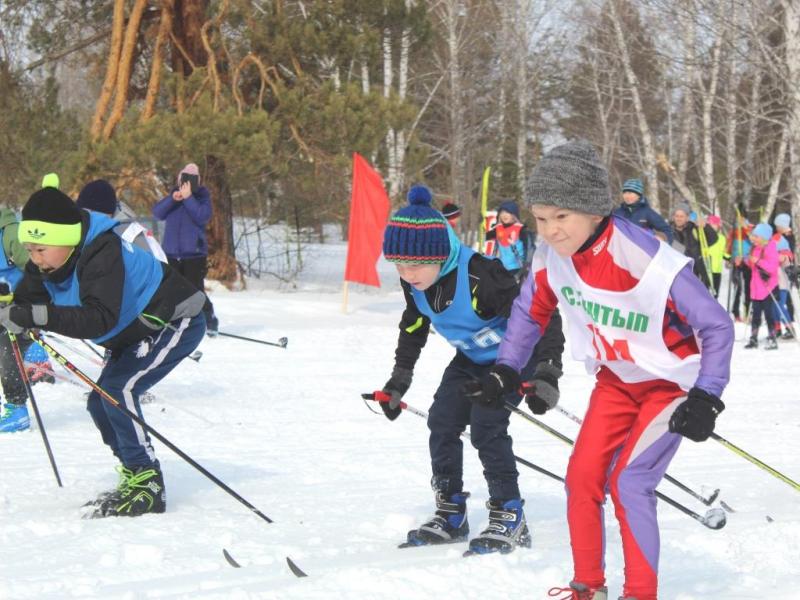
[
  {"left": 462, "top": 364, "right": 521, "bottom": 410},
  {"left": 756, "top": 265, "right": 771, "bottom": 283},
  {"left": 380, "top": 367, "right": 413, "bottom": 421},
  {"left": 668, "top": 387, "right": 725, "bottom": 442},
  {"left": 522, "top": 361, "right": 562, "bottom": 415}
]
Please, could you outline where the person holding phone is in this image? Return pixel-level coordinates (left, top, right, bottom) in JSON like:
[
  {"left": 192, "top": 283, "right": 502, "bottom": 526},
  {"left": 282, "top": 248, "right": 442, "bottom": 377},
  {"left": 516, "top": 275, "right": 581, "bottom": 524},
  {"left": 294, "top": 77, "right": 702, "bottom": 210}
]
[{"left": 152, "top": 163, "right": 218, "bottom": 335}]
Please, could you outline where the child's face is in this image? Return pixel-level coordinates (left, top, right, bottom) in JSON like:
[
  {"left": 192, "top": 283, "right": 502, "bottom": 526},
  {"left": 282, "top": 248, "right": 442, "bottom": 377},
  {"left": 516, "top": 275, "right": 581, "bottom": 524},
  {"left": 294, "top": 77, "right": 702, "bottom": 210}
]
[
  {"left": 751, "top": 235, "right": 766, "bottom": 247},
  {"left": 498, "top": 211, "right": 517, "bottom": 225},
  {"left": 531, "top": 205, "right": 603, "bottom": 257},
  {"left": 24, "top": 243, "right": 73, "bottom": 273},
  {"left": 396, "top": 262, "right": 441, "bottom": 291}
]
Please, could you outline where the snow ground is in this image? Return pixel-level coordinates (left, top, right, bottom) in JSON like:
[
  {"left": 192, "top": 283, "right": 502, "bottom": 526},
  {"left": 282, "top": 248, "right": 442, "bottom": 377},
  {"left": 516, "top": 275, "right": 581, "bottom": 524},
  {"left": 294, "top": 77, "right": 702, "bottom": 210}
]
[{"left": 0, "top": 246, "right": 798, "bottom": 599}]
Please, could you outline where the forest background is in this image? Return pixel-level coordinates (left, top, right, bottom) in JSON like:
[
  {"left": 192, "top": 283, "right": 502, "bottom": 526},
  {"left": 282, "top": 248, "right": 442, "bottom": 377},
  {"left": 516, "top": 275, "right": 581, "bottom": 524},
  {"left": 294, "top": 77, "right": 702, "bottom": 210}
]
[{"left": 2, "top": 0, "right": 800, "bottom": 283}]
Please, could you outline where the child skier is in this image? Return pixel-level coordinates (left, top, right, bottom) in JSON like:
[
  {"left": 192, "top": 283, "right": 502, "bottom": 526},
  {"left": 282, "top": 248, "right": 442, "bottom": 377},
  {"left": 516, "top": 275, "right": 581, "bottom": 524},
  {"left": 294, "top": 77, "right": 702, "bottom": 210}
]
[
  {"left": 0, "top": 188, "right": 206, "bottom": 517},
  {"left": 745, "top": 223, "right": 780, "bottom": 350},
  {"left": 464, "top": 141, "right": 733, "bottom": 599},
  {"left": 485, "top": 200, "right": 532, "bottom": 277},
  {"left": 0, "top": 207, "right": 55, "bottom": 433},
  {"left": 376, "top": 185, "right": 565, "bottom": 555}
]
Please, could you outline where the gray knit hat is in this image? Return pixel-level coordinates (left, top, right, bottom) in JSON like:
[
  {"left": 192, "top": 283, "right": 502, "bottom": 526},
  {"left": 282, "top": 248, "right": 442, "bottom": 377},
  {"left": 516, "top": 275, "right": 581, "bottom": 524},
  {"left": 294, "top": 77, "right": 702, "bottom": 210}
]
[
  {"left": 673, "top": 202, "right": 691, "bottom": 216},
  {"left": 525, "top": 140, "right": 613, "bottom": 216}
]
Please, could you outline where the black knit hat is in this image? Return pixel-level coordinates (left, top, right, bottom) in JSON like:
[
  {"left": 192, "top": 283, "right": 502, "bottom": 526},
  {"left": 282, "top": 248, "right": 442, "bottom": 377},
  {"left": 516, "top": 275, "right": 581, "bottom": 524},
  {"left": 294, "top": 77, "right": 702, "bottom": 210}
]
[
  {"left": 77, "top": 179, "right": 118, "bottom": 215},
  {"left": 19, "top": 188, "right": 83, "bottom": 246}
]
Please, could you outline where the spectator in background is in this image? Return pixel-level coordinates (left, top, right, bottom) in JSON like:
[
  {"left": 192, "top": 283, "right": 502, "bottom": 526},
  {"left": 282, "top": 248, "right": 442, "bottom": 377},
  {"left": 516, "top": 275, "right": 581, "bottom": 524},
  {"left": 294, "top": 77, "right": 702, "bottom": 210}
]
[
  {"left": 671, "top": 202, "right": 718, "bottom": 291},
  {"left": 745, "top": 223, "right": 780, "bottom": 350},
  {"left": 485, "top": 200, "right": 532, "bottom": 279},
  {"left": 441, "top": 202, "right": 461, "bottom": 230},
  {"left": 152, "top": 163, "right": 218, "bottom": 336},
  {"left": 702, "top": 215, "right": 727, "bottom": 299},
  {"left": 725, "top": 215, "right": 753, "bottom": 322},
  {"left": 77, "top": 179, "right": 167, "bottom": 263},
  {"left": 773, "top": 212, "right": 796, "bottom": 322},
  {"left": 612, "top": 178, "right": 673, "bottom": 243}
]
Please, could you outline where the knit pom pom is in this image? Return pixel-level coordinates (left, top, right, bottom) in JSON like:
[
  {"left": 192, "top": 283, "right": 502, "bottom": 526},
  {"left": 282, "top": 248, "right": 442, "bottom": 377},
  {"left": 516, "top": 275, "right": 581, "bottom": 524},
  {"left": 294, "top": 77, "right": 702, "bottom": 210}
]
[{"left": 407, "top": 185, "right": 433, "bottom": 206}]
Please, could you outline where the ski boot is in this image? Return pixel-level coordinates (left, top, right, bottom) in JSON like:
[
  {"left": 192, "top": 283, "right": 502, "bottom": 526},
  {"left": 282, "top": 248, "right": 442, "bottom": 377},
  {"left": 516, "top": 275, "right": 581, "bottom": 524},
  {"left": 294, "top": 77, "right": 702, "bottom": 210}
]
[
  {"left": 783, "top": 329, "right": 795, "bottom": 340},
  {"left": 464, "top": 498, "right": 531, "bottom": 556},
  {"left": 206, "top": 315, "right": 219, "bottom": 338},
  {"left": 86, "top": 464, "right": 166, "bottom": 518},
  {"left": 0, "top": 403, "right": 30, "bottom": 433},
  {"left": 548, "top": 582, "right": 608, "bottom": 599},
  {"left": 765, "top": 335, "right": 779, "bottom": 350},
  {"left": 400, "top": 491, "right": 470, "bottom": 547},
  {"left": 82, "top": 465, "right": 135, "bottom": 511},
  {"left": 744, "top": 335, "right": 758, "bottom": 349}
]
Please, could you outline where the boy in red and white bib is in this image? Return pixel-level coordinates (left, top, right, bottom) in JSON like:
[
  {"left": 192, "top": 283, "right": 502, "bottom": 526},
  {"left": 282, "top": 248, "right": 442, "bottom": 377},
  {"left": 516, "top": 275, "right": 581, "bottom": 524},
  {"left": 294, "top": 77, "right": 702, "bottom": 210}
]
[{"left": 465, "top": 141, "right": 734, "bottom": 600}]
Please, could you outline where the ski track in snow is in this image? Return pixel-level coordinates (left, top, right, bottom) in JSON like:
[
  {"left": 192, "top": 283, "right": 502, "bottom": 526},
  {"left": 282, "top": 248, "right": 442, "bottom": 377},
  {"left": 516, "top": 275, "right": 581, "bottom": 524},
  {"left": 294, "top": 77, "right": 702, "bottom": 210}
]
[{"left": 0, "top": 267, "right": 798, "bottom": 599}]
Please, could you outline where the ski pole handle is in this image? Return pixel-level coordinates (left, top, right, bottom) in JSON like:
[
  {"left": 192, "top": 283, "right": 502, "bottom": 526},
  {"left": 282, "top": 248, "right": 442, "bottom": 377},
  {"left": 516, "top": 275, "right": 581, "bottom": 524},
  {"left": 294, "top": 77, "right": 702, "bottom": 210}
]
[{"left": 361, "top": 391, "right": 408, "bottom": 411}]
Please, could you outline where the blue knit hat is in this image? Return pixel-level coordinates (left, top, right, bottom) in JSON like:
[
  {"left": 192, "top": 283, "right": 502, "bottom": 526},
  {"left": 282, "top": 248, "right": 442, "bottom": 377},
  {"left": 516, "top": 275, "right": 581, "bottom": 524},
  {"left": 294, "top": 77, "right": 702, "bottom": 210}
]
[
  {"left": 497, "top": 200, "right": 520, "bottom": 219},
  {"left": 752, "top": 223, "right": 773, "bottom": 240},
  {"left": 383, "top": 185, "right": 450, "bottom": 264},
  {"left": 775, "top": 213, "right": 791, "bottom": 229},
  {"left": 622, "top": 178, "right": 644, "bottom": 196}
]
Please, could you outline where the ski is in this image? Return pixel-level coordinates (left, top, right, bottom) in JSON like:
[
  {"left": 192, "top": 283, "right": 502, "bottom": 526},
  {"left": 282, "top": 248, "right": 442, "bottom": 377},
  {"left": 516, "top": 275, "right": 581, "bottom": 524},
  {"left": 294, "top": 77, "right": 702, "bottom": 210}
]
[
  {"left": 221, "top": 549, "right": 308, "bottom": 577},
  {"left": 222, "top": 548, "right": 241, "bottom": 568},
  {"left": 286, "top": 556, "right": 308, "bottom": 577}
]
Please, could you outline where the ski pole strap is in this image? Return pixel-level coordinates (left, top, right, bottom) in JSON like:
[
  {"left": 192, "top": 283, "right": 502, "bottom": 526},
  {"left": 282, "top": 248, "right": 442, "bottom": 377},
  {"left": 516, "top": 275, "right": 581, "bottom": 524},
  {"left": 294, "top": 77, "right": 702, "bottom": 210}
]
[{"left": 710, "top": 433, "right": 800, "bottom": 492}]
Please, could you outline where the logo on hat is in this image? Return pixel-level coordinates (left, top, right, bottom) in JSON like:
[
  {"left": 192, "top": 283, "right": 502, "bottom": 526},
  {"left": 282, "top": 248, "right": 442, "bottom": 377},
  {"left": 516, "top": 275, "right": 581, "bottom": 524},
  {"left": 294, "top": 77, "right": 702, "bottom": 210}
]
[{"left": 26, "top": 228, "right": 45, "bottom": 240}]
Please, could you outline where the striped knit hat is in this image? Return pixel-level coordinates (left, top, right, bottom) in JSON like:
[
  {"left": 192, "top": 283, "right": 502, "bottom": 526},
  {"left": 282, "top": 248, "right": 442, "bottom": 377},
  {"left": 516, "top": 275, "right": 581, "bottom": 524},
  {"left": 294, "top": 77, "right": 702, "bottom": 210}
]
[
  {"left": 383, "top": 185, "right": 450, "bottom": 264},
  {"left": 622, "top": 178, "right": 644, "bottom": 196}
]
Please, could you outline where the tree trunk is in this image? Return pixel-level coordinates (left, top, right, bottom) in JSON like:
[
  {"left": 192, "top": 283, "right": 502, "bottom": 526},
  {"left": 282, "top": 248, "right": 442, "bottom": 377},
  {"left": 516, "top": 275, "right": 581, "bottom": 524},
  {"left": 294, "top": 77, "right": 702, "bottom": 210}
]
[
  {"left": 383, "top": 24, "right": 399, "bottom": 198},
  {"left": 90, "top": 0, "right": 125, "bottom": 141},
  {"left": 741, "top": 71, "right": 762, "bottom": 210},
  {"left": 609, "top": 0, "right": 660, "bottom": 211},
  {"left": 203, "top": 155, "right": 238, "bottom": 282},
  {"left": 784, "top": 0, "right": 800, "bottom": 240},
  {"left": 696, "top": 38, "right": 722, "bottom": 208},
  {"left": 445, "top": 0, "right": 467, "bottom": 215},
  {"left": 764, "top": 126, "right": 788, "bottom": 220},
  {"left": 102, "top": 0, "right": 148, "bottom": 140},
  {"left": 677, "top": 2, "right": 695, "bottom": 181},
  {"left": 515, "top": 0, "right": 529, "bottom": 189}
]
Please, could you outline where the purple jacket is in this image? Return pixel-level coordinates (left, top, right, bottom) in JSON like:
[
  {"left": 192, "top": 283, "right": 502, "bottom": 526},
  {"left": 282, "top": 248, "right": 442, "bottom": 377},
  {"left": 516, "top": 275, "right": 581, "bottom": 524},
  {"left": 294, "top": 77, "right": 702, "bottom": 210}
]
[{"left": 152, "top": 187, "right": 212, "bottom": 259}]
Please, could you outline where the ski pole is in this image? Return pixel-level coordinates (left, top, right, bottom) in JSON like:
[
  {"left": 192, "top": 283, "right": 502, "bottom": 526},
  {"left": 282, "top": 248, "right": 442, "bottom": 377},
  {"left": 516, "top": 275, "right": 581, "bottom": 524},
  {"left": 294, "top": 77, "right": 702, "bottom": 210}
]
[
  {"left": 505, "top": 403, "right": 726, "bottom": 530},
  {"left": 42, "top": 334, "right": 105, "bottom": 367},
  {"left": 143, "top": 313, "right": 288, "bottom": 349},
  {"left": 8, "top": 332, "right": 62, "bottom": 487},
  {"left": 553, "top": 405, "right": 720, "bottom": 506},
  {"left": 362, "top": 392, "right": 565, "bottom": 484},
  {"left": 81, "top": 339, "right": 105, "bottom": 360},
  {"left": 217, "top": 331, "right": 288, "bottom": 348},
  {"left": 29, "top": 331, "right": 275, "bottom": 524},
  {"left": 710, "top": 432, "right": 800, "bottom": 493}
]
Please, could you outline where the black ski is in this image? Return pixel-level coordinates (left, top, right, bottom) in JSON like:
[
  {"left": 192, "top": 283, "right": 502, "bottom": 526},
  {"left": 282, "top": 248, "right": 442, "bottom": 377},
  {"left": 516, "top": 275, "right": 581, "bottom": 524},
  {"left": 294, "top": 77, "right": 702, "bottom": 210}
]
[
  {"left": 222, "top": 548, "right": 241, "bottom": 568},
  {"left": 222, "top": 549, "right": 308, "bottom": 577},
  {"left": 286, "top": 556, "right": 308, "bottom": 577}
]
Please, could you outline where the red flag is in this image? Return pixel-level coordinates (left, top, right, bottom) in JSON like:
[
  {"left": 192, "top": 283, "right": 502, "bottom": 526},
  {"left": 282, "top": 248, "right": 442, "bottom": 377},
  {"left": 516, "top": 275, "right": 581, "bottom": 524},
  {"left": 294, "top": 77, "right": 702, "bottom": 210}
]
[{"left": 344, "top": 153, "right": 391, "bottom": 287}]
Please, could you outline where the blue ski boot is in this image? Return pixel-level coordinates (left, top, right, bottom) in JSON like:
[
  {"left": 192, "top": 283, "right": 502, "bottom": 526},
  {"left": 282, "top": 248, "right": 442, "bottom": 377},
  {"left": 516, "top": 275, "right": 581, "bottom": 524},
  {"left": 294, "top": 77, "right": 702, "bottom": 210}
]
[
  {"left": 400, "top": 491, "right": 470, "bottom": 547},
  {"left": 0, "top": 403, "right": 30, "bottom": 433},
  {"left": 464, "top": 498, "right": 531, "bottom": 555}
]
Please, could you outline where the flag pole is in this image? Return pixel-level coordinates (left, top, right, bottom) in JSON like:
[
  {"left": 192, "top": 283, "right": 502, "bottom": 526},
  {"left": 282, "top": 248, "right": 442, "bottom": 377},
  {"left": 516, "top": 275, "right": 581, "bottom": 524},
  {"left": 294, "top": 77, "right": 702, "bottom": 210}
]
[{"left": 341, "top": 280, "right": 350, "bottom": 314}]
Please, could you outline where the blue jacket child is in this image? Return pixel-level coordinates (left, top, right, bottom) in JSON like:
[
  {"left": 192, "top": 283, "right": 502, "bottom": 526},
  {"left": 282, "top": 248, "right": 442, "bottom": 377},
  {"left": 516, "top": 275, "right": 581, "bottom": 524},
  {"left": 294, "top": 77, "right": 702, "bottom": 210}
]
[
  {"left": 612, "top": 178, "right": 673, "bottom": 243},
  {"left": 0, "top": 188, "right": 206, "bottom": 518},
  {"left": 377, "top": 185, "right": 565, "bottom": 556}
]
